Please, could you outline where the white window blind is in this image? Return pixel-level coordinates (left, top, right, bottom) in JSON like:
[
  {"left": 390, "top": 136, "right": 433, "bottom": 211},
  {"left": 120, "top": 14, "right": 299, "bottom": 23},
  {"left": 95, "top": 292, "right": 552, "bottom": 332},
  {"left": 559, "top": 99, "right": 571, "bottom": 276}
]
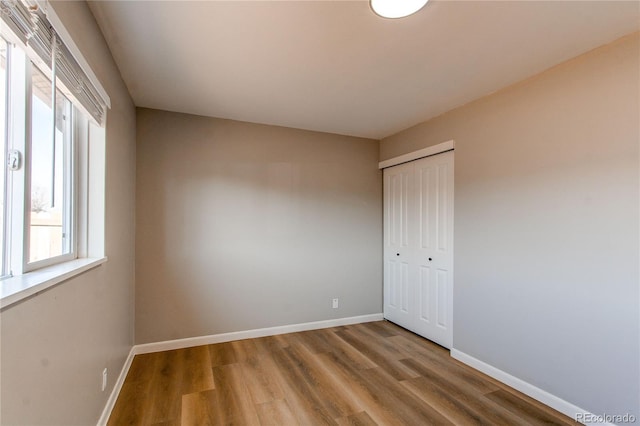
[{"left": 0, "top": 0, "right": 107, "bottom": 125}]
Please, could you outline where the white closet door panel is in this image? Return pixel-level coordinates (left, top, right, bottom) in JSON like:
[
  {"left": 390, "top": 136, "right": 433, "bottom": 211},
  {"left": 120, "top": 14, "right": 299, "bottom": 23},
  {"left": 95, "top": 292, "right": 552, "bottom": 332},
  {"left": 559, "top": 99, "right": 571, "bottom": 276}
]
[
  {"left": 418, "top": 265, "right": 431, "bottom": 323},
  {"left": 436, "top": 269, "right": 449, "bottom": 328},
  {"left": 436, "top": 160, "right": 453, "bottom": 256}
]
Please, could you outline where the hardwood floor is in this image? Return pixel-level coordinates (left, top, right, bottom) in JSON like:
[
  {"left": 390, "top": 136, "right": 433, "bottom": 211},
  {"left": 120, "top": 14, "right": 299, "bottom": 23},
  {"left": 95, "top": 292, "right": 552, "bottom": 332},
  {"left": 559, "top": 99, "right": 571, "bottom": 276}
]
[{"left": 108, "top": 321, "right": 575, "bottom": 425}]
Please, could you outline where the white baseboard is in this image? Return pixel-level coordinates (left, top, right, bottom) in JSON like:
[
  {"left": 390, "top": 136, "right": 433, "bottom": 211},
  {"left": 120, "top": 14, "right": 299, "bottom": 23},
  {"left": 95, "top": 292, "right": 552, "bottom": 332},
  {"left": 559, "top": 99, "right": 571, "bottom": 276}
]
[
  {"left": 450, "top": 349, "right": 613, "bottom": 426},
  {"left": 97, "top": 313, "right": 382, "bottom": 424},
  {"left": 102, "top": 318, "right": 613, "bottom": 425},
  {"left": 135, "top": 313, "right": 384, "bottom": 355},
  {"left": 97, "top": 347, "right": 136, "bottom": 426}
]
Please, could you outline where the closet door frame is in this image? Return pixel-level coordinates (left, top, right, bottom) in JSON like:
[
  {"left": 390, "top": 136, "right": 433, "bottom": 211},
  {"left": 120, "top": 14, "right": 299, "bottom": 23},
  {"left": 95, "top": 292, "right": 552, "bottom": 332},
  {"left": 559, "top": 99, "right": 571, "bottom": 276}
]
[{"left": 380, "top": 140, "right": 454, "bottom": 348}]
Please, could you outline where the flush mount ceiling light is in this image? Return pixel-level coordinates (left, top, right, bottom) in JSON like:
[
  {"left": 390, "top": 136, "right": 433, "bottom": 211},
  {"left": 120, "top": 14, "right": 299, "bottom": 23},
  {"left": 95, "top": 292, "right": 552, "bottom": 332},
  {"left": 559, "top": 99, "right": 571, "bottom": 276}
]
[{"left": 370, "top": 0, "right": 429, "bottom": 19}]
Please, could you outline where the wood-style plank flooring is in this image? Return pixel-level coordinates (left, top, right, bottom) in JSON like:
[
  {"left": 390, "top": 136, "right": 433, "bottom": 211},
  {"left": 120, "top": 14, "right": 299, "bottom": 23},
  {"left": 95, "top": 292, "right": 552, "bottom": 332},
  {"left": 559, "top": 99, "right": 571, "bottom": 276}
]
[{"left": 108, "top": 321, "right": 575, "bottom": 425}]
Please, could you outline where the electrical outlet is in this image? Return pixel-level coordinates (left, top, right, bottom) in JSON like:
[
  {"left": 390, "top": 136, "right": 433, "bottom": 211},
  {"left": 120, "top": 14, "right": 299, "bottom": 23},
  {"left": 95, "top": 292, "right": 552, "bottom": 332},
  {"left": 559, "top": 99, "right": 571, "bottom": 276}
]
[
  {"left": 332, "top": 298, "right": 339, "bottom": 309},
  {"left": 102, "top": 368, "right": 108, "bottom": 392}
]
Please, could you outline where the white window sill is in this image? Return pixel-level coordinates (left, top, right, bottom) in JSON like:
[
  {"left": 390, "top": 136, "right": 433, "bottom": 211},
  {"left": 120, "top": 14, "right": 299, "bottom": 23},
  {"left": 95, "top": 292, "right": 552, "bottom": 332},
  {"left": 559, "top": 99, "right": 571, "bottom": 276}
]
[{"left": 0, "top": 257, "right": 108, "bottom": 310}]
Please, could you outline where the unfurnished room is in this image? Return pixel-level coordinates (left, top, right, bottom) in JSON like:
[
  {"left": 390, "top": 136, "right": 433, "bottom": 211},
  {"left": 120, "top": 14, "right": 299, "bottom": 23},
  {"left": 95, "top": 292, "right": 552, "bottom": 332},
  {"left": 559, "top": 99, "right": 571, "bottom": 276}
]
[{"left": 0, "top": 0, "right": 638, "bottom": 425}]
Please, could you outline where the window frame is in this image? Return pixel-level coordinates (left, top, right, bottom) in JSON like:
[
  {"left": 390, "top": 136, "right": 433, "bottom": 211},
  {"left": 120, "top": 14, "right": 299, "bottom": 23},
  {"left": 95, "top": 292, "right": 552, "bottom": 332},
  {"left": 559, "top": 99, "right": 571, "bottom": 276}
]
[
  {"left": 0, "top": 36, "right": 10, "bottom": 278},
  {"left": 5, "top": 39, "right": 27, "bottom": 279},
  {"left": 0, "top": 0, "right": 109, "bottom": 310},
  {"left": 2, "top": 42, "right": 79, "bottom": 276},
  {"left": 22, "top": 58, "right": 77, "bottom": 272}
]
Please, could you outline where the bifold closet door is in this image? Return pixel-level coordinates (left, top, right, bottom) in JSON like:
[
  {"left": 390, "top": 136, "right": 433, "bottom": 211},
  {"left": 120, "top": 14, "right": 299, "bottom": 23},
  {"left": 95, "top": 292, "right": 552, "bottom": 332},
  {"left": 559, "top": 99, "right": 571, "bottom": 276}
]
[
  {"left": 383, "top": 151, "right": 454, "bottom": 349},
  {"left": 383, "top": 161, "right": 413, "bottom": 329}
]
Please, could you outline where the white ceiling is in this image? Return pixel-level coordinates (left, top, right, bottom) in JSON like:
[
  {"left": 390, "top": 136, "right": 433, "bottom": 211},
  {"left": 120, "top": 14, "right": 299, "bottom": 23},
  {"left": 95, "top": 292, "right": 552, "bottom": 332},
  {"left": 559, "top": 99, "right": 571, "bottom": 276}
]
[{"left": 88, "top": 1, "right": 639, "bottom": 139}]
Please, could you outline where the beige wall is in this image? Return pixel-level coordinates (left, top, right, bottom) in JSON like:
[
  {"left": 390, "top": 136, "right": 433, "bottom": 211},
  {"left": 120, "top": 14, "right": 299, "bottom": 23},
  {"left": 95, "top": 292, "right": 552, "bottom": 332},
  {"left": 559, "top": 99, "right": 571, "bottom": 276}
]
[
  {"left": 381, "top": 33, "right": 639, "bottom": 418},
  {"left": 0, "top": 2, "right": 136, "bottom": 425},
  {"left": 136, "top": 109, "right": 382, "bottom": 344}
]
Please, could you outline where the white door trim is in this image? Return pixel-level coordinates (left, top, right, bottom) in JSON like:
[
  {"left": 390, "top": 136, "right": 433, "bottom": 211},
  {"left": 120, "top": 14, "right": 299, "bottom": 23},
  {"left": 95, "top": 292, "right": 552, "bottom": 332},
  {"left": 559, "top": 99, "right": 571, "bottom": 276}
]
[{"left": 378, "top": 140, "right": 455, "bottom": 170}]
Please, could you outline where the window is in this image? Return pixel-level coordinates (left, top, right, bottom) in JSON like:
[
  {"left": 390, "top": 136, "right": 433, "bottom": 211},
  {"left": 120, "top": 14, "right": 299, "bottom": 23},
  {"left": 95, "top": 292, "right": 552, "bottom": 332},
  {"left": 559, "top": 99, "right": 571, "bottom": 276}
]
[
  {"left": 1, "top": 40, "right": 82, "bottom": 275},
  {"left": 28, "top": 62, "right": 74, "bottom": 266},
  {"left": 0, "top": 37, "right": 7, "bottom": 276},
  {"left": 0, "top": 0, "right": 109, "bottom": 306}
]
